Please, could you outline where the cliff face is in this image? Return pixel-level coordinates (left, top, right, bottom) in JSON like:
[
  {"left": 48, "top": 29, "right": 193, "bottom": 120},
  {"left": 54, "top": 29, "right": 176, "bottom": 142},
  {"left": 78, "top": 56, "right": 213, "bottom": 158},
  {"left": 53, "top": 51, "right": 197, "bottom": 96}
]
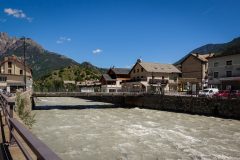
[{"left": 0, "top": 32, "right": 18, "bottom": 54}]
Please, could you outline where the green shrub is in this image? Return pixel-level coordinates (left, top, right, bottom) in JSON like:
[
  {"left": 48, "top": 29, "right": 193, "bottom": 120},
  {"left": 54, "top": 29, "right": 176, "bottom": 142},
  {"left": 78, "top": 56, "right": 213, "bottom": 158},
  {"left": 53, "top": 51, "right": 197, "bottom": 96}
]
[{"left": 16, "top": 93, "right": 36, "bottom": 128}]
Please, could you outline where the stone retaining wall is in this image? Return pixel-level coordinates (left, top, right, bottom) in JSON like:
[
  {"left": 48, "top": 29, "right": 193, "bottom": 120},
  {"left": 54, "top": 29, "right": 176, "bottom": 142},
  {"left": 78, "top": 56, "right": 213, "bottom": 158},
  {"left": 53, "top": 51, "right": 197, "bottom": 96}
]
[
  {"left": 33, "top": 92, "right": 240, "bottom": 119},
  {"left": 124, "top": 95, "right": 240, "bottom": 119},
  {"left": 84, "top": 95, "right": 240, "bottom": 119}
]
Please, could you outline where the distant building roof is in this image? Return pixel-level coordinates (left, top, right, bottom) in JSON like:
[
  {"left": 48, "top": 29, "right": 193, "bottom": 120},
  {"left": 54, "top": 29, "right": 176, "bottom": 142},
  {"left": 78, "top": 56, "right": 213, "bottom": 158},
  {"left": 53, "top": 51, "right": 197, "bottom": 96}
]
[
  {"left": 102, "top": 74, "right": 116, "bottom": 81},
  {"left": 139, "top": 62, "right": 181, "bottom": 73},
  {"left": 109, "top": 68, "right": 130, "bottom": 75},
  {"left": 63, "top": 81, "right": 75, "bottom": 84},
  {"left": 191, "top": 53, "right": 214, "bottom": 62}
]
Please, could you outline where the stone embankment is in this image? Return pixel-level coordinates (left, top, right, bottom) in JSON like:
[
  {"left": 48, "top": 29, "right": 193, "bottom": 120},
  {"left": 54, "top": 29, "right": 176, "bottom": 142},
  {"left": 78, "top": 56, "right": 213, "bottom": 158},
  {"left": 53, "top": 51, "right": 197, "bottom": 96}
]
[
  {"left": 82, "top": 94, "right": 240, "bottom": 119},
  {"left": 32, "top": 92, "right": 240, "bottom": 119}
]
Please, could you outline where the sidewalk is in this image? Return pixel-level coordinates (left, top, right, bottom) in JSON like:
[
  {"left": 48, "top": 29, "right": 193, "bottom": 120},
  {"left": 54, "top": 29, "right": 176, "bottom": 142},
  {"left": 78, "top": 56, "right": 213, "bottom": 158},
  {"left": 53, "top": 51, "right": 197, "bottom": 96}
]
[{"left": 0, "top": 110, "right": 25, "bottom": 160}]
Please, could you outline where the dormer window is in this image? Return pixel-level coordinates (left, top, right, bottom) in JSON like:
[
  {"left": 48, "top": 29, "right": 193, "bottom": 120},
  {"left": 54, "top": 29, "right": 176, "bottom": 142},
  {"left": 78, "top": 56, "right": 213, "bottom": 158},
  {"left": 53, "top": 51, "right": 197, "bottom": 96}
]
[{"left": 8, "top": 62, "right": 12, "bottom": 68}]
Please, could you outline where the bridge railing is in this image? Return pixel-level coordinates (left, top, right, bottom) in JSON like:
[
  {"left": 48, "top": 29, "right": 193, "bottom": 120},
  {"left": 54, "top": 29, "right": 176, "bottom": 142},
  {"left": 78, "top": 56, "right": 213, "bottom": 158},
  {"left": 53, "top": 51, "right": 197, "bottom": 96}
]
[{"left": 0, "top": 93, "right": 61, "bottom": 160}]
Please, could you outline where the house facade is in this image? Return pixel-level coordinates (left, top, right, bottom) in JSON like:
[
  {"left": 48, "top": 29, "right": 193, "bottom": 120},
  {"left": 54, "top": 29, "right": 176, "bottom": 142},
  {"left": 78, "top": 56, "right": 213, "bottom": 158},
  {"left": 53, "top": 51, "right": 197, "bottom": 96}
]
[
  {"left": 208, "top": 53, "right": 240, "bottom": 90},
  {"left": 122, "top": 59, "right": 181, "bottom": 93},
  {"left": 100, "top": 68, "right": 130, "bottom": 92},
  {"left": 0, "top": 56, "right": 32, "bottom": 92},
  {"left": 178, "top": 53, "right": 213, "bottom": 92}
]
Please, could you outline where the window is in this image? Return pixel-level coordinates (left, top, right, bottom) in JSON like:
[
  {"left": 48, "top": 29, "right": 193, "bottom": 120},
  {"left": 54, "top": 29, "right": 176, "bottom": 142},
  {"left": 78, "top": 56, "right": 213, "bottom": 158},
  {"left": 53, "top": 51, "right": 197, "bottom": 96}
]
[
  {"left": 226, "top": 71, "right": 232, "bottom": 77},
  {"left": 20, "top": 70, "right": 23, "bottom": 75},
  {"left": 133, "top": 69, "right": 135, "bottom": 73},
  {"left": 214, "top": 62, "right": 219, "bottom": 67},
  {"left": 226, "top": 60, "right": 232, "bottom": 66},
  {"left": 8, "top": 69, "right": 12, "bottom": 74},
  {"left": 0, "top": 77, "right": 7, "bottom": 82},
  {"left": 137, "top": 69, "right": 139, "bottom": 72},
  {"left": 8, "top": 62, "right": 12, "bottom": 68},
  {"left": 141, "top": 68, "right": 144, "bottom": 72},
  {"left": 213, "top": 72, "right": 218, "bottom": 78}
]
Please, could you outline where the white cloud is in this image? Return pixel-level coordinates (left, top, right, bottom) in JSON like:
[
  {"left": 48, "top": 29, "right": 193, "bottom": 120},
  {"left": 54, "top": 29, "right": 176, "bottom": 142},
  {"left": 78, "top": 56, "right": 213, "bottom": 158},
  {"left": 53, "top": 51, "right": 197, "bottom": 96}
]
[
  {"left": 4, "top": 8, "right": 32, "bottom": 22},
  {"left": 56, "top": 37, "right": 71, "bottom": 44},
  {"left": 92, "top": 48, "right": 102, "bottom": 55}
]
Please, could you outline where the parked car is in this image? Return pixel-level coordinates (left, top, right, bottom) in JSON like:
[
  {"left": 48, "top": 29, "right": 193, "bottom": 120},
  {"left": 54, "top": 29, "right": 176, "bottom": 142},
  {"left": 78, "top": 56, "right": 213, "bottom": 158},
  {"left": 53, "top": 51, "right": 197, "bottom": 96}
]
[
  {"left": 230, "top": 90, "right": 240, "bottom": 99},
  {"left": 213, "top": 90, "right": 230, "bottom": 99},
  {"left": 199, "top": 88, "right": 219, "bottom": 97}
]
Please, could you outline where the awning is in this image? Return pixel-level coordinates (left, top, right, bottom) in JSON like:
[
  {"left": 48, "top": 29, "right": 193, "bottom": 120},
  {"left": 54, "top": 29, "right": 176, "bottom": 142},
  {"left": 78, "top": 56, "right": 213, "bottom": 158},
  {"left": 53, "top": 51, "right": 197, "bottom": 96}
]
[
  {"left": 220, "top": 77, "right": 240, "bottom": 81},
  {"left": 140, "top": 82, "right": 149, "bottom": 87}
]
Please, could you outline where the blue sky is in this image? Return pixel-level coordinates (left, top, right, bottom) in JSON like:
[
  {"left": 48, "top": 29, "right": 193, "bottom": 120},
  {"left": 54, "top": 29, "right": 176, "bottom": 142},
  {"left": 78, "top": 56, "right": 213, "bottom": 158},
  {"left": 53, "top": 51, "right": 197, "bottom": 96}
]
[{"left": 0, "top": 0, "right": 240, "bottom": 68}]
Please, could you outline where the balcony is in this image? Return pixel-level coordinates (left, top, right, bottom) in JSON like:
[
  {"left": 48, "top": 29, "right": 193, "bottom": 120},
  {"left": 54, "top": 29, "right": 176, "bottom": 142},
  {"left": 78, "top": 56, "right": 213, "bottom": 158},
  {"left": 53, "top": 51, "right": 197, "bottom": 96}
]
[
  {"left": 149, "top": 79, "right": 168, "bottom": 84},
  {"left": 124, "top": 77, "right": 147, "bottom": 83}
]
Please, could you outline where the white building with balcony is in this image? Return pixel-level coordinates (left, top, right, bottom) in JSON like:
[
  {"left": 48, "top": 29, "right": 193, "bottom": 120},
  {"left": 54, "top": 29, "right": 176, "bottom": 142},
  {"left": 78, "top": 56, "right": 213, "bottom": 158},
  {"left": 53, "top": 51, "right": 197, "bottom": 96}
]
[{"left": 208, "top": 53, "right": 240, "bottom": 90}]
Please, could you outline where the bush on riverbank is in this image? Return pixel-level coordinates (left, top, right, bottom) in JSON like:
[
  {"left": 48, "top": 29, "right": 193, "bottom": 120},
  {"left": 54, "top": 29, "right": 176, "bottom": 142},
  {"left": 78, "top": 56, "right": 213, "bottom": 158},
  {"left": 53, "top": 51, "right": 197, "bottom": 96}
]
[{"left": 16, "top": 92, "right": 36, "bottom": 128}]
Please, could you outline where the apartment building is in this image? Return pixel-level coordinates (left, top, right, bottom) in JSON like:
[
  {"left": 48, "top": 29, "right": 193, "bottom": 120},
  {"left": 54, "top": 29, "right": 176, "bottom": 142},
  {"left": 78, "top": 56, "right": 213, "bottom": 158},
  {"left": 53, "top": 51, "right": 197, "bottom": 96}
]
[
  {"left": 122, "top": 59, "right": 181, "bottom": 93},
  {"left": 100, "top": 68, "right": 130, "bottom": 92},
  {"left": 0, "top": 56, "right": 32, "bottom": 92},
  {"left": 178, "top": 53, "right": 213, "bottom": 92},
  {"left": 208, "top": 53, "right": 240, "bottom": 90}
]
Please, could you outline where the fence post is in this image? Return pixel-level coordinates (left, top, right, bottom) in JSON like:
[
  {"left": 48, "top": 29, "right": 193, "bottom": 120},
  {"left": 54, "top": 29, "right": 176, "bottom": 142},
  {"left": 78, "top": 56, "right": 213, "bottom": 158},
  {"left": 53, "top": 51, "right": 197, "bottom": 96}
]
[{"left": 9, "top": 102, "right": 15, "bottom": 144}]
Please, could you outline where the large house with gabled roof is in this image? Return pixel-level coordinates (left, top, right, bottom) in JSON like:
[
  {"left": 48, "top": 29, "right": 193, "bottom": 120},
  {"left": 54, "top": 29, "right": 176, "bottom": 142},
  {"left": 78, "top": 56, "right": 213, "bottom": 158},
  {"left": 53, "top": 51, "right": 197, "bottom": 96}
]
[
  {"left": 122, "top": 59, "right": 181, "bottom": 93},
  {"left": 0, "top": 55, "right": 32, "bottom": 92},
  {"left": 100, "top": 67, "right": 130, "bottom": 92},
  {"left": 177, "top": 53, "right": 214, "bottom": 92}
]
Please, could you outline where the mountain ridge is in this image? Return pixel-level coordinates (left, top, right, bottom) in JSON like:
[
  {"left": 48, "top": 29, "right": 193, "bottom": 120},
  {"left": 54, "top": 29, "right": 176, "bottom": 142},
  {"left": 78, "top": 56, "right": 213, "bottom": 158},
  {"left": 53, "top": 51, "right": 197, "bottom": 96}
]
[
  {"left": 0, "top": 32, "right": 106, "bottom": 79},
  {"left": 174, "top": 37, "right": 240, "bottom": 65}
]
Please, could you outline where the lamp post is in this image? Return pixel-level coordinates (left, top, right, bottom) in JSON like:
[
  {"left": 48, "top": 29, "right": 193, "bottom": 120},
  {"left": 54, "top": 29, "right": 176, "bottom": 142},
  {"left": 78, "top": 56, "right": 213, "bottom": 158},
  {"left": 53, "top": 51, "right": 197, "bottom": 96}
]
[{"left": 20, "top": 37, "right": 29, "bottom": 91}]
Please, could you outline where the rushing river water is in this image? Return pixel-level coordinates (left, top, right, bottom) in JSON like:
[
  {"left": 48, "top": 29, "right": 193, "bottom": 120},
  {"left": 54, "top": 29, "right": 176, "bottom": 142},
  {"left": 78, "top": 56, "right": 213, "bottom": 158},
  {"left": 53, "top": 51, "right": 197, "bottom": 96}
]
[{"left": 32, "top": 97, "right": 240, "bottom": 160}]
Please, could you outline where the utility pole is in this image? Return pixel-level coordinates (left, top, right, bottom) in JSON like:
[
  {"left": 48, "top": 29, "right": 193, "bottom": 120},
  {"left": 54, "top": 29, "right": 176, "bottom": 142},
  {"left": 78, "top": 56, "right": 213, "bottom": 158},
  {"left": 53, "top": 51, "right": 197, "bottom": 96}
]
[{"left": 23, "top": 37, "right": 27, "bottom": 91}]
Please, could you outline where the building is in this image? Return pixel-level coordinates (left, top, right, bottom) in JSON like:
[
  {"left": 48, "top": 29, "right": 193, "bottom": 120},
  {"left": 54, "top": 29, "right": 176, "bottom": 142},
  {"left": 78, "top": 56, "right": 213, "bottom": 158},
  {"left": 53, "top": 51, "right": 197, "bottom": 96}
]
[
  {"left": 178, "top": 53, "right": 213, "bottom": 92},
  {"left": 0, "top": 56, "right": 32, "bottom": 92},
  {"left": 122, "top": 59, "right": 181, "bottom": 93},
  {"left": 100, "top": 68, "right": 130, "bottom": 92},
  {"left": 77, "top": 80, "right": 101, "bottom": 92},
  {"left": 208, "top": 53, "right": 240, "bottom": 90}
]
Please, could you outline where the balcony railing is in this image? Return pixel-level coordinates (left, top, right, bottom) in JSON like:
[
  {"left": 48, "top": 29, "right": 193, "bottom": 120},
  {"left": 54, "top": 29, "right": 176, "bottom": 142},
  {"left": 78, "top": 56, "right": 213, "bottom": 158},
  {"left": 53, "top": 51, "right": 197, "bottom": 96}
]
[
  {"left": 123, "top": 77, "right": 147, "bottom": 82},
  {"left": 149, "top": 79, "right": 168, "bottom": 84}
]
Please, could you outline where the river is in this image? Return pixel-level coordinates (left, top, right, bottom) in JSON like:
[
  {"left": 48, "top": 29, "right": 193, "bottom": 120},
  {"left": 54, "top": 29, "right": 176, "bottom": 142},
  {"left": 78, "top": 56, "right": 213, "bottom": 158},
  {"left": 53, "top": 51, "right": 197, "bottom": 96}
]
[{"left": 32, "top": 97, "right": 240, "bottom": 160}]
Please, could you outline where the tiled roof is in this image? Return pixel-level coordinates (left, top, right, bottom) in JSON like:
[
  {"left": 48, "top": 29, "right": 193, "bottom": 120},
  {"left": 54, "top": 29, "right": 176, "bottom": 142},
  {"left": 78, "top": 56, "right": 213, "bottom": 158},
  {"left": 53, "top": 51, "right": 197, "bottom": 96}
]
[
  {"left": 111, "top": 68, "right": 130, "bottom": 75},
  {"left": 192, "top": 53, "right": 214, "bottom": 62},
  {"left": 102, "top": 74, "right": 116, "bottom": 81},
  {"left": 139, "top": 62, "right": 181, "bottom": 73}
]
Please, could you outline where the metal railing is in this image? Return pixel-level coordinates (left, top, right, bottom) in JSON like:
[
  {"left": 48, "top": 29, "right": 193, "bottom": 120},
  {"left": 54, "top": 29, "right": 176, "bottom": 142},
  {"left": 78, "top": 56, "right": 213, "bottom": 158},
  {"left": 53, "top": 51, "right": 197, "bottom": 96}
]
[{"left": 0, "top": 93, "right": 61, "bottom": 160}]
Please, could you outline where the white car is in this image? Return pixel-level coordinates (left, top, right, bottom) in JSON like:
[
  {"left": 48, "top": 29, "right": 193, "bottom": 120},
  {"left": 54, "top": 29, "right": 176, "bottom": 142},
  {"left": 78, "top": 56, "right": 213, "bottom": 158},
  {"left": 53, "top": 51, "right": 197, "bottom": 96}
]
[{"left": 199, "top": 88, "right": 219, "bottom": 97}]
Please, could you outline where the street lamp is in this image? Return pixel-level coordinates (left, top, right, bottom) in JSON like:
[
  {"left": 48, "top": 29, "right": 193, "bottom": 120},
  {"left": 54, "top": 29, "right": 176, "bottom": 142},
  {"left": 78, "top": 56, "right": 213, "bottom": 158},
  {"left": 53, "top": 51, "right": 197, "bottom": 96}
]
[{"left": 20, "top": 37, "right": 30, "bottom": 91}]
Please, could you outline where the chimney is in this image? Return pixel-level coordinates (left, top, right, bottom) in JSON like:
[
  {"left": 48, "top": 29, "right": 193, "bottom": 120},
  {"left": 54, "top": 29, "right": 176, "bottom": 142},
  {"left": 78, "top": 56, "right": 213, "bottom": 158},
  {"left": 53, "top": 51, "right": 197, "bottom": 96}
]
[
  {"left": 196, "top": 53, "right": 199, "bottom": 57},
  {"left": 137, "top": 58, "right": 142, "bottom": 63}
]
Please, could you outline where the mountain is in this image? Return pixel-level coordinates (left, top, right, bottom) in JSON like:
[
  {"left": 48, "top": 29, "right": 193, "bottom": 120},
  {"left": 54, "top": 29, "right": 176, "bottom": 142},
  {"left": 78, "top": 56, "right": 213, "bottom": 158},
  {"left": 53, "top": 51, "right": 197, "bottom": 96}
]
[
  {"left": 0, "top": 32, "right": 106, "bottom": 79},
  {"left": 33, "top": 64, "right": 103, "bottom": 91},
  {"left": 174, "top": 37, "right": 240, "bottom": 65}
]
